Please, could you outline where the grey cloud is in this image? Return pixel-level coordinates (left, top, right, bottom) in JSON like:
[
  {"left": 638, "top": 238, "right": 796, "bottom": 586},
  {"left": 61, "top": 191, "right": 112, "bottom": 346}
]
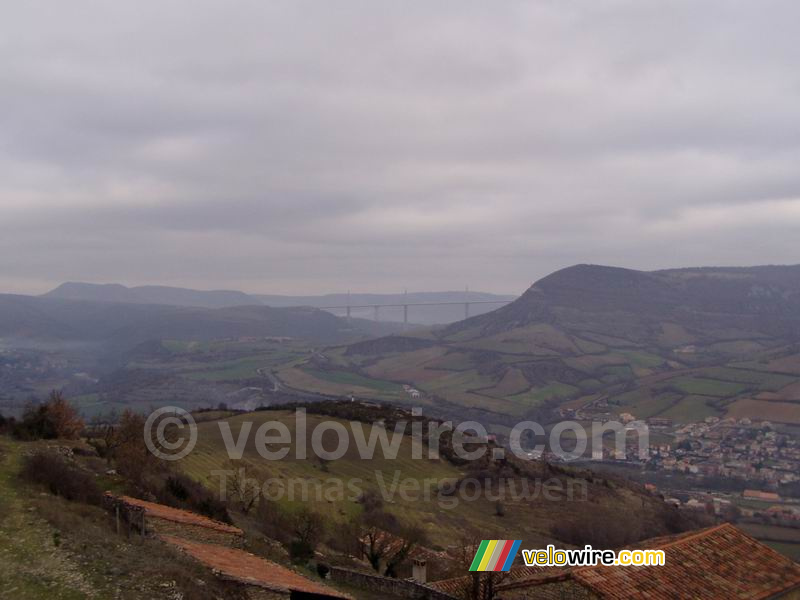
[{"left": 1, "top": 0, "right": 800, "bottom": 295}]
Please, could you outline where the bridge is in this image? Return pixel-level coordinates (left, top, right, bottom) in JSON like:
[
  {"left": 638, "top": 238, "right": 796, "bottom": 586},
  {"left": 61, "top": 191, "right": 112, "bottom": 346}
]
[{"left": 319, "top": 298, "right": 513, "bottom": 328}]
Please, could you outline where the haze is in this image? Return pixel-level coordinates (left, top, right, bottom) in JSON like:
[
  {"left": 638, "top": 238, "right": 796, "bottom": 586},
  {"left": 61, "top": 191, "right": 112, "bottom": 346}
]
[{"left": 2, "top": 1, "right": 799, "bottom": 295}]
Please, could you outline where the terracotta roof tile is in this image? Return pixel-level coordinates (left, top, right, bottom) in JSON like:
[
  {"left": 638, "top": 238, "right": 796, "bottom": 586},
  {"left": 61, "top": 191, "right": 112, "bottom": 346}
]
[
  {"left": 498, "top": 524, "right": 800, "bottom": 599},
  {"left": 161, "top": 535, "right": 352, "bottom": 599},
  {"left": 108, "top": 493, "right": 243, "bottom": 536}
]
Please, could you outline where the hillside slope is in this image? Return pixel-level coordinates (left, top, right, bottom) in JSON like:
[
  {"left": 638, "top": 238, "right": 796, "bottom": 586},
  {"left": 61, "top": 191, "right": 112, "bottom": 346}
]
[{"left": 179, "top": 408, "right": 690, "bottom": 549}]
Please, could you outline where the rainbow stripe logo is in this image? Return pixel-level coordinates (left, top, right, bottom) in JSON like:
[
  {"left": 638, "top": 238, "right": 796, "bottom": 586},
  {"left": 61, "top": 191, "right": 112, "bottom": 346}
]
[{"left": 469, "top": 540, "right": 522, "bottom": 572}]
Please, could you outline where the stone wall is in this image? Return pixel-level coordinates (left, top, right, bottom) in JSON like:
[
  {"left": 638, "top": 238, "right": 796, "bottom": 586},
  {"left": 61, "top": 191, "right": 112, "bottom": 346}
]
[{"left": 329, "top": 567, "right": 457, "bottom": 600}]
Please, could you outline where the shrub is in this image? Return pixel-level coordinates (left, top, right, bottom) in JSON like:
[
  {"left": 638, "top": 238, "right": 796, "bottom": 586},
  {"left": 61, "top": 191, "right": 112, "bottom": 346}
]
[
  {"left": 13, "top": 391, "right": 84, "bottom": 440},
  {"left": 156, "top": 473, "right": 232, "bottom": 524},
  {"left": 255, "top": 497, "right": 293, "bottom": 544},
  {"left": 0, "top": 412, "right": 12, "bottom": 434},
  {"left": 13, "top": 404, "right": 56, "bottom": 440},
  {"left": 289, "top": 539, "right": 315, "bottom": 564},
  {"left": 21, "top": 451, "right": 102, "bottom": 505}
]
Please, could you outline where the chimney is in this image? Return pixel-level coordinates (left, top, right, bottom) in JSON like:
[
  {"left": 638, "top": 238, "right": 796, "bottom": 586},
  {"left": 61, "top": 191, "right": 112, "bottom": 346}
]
[{"left": 412, "top": 558, "right": 427, "bottom": 584}]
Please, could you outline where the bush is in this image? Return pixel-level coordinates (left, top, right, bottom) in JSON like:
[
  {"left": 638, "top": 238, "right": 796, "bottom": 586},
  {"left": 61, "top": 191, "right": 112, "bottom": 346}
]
[
  {"left": 289, "top": 539, "right": 315, "bottom": 564},
  {"left": 13, "top": 391, "right": 84, "bottom": 440},
  {"left": 21, "top": 451, "right": 102, "bottom": 505},
  {"left": 13, "top": 404, "right": 56, "bottom": 440},
  {"left": 156, "top": 474, "right": 231, "bottom": 524},
  {"left": 0, "top": 412, "right": 12, "bottom": 434}
]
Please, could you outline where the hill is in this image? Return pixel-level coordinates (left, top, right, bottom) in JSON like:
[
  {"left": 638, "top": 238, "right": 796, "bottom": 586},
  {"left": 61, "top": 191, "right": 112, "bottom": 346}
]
[
  {"left": 0, "top": 294, "right": 398, "bottom": 347},
  {"left": 179, "top": 407, "right": 691, "bottom": 550},
  {"left": 43, "top": 282, "right": 259, "bottom": 308},
  {"left": 0, "top": 295, "right": 401, "bottom": 415},
  {"left": 276, "top": 264, "right": 800, "bottom": 429}
]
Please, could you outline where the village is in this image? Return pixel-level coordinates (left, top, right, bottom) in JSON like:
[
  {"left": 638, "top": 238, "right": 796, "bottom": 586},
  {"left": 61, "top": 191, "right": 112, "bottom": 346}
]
[{"left": 558, "top": 399, "right": 800, "bottom": 549}]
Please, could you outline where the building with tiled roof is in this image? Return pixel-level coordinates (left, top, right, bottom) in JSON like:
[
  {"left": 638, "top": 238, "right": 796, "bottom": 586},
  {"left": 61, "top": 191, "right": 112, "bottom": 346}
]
[
  {"left": 494, "top": 523, "right": 800, "bottom": 599},
  {"left": 162, "top": 535, "right": 352, "bottom": 600},
  {"left": 105, "top": 493, "right": 244, "bottom": 547}
]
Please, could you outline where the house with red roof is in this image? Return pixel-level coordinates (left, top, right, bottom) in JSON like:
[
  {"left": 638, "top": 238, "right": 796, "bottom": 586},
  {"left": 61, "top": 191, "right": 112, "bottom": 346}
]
[
  {"left": 162, "top": 535, "right": 352, "bottom": 600},
  {"left": 492, "top": 523, "right": 800, "bottom": 599}
]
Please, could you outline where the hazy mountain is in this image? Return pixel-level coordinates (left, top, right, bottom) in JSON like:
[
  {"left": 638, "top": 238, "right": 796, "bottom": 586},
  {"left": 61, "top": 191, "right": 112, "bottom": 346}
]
[
  {"left": 0, "top": 294, "right": 399, "bottom": 347},
  {"left": 44, "top": 282, "right": 259, "bottom": 308},
  {"left": 43, "top": 283, "right": 515, "bottom": 324}
]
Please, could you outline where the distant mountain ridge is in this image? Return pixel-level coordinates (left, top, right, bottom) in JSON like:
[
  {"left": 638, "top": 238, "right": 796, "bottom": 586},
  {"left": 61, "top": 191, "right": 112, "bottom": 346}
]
[
  {"left": 44, "top": 282, "right": 258, "bottom": 309},
  {"left": 0, "top": 294, "right": 400, "bottom": 347}
]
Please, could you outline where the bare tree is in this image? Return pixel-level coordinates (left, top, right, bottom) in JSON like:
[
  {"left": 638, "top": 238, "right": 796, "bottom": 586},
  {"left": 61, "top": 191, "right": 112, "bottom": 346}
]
[
  {"left": 45, "top": 391, "right": 84, "bottom": 439},
  {"left": 356, "top": 510, "right": 424, "bottom": 577},
  {"left": 222, "top": 459, "right": 263, "bottom": 514}
]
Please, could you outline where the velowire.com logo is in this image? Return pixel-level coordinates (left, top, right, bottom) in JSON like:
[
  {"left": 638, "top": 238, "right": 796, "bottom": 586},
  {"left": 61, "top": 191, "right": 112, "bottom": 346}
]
[{"left": 469, "top": 540, "right": 521, "bottom": 572}]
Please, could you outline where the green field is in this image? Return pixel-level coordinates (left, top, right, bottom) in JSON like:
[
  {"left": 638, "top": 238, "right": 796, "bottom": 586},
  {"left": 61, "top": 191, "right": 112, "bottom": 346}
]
[
  {"left": 656, "top": 395, "right": 721, "bottom": 423},
  {"left": 304, "top": 368, "right": 405, "bottom": 393},
  {"left": 618, "top": 350, "right": 666, "bottom": 369},
  {"left": 509, "top": 382, "right": 579, "bottom": 407},
  {"left": 621, "top": 393, "right": 683, "bottom": 420},
  {"left": 695, "top": 367, "right": 796, "bottom": 391},
  {"left": 664, "top": 377, "right": 747, "bottom": 397},
  {"left": 184, "top": 355, "right": 275, "bottom": 381}
]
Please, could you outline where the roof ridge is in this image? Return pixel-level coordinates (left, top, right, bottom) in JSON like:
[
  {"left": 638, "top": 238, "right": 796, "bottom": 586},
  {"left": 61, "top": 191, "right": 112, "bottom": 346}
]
[
  {"left": 566, "top": 523, "right": 737, "bottom": 577},
  {"left": 107, "top": 492, "right": 243, "bottom": 535}
]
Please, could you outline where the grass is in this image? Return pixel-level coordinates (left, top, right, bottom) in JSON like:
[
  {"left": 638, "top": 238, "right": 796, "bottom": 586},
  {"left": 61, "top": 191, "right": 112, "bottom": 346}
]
[
  {"left": 0, "top": 438, "right": 91, "bottom": 599},
  {"left": 618, "top": 350, "right": 666, "bottom": 369},
  {"left": 509, "top": 383, "right": 579, "bottom": 407},
  {"left": 727, "top": 398, "right": 800, "bottom": 425},
  {"left": 304, "top": 369, "right": 405, "bottom": 393},
  {"left": 695, "top": 367, "right": 795, "bottom": 391},
  {"left": 0, "top": 436, "right": 255, "bottom": 599},
  {"left": 657, "top": 395, "right": 722, "bottom": 423},
  {"left": 179, "top": 411, "right": 491, "bottom": 544},
  {"left": 184, "top": 353, "right": 296, "bottom": 382},
  {"left": 617, "top": 392, "right": 683, "bottom": 420},
  {"left": 664, "top": 377, "right": 747, "bottom": 397},
  {"left": 599, "top": 365, "right": 635, "bottom": 382},
  {"left": 176, "top": 411, "right": 669, "bottom": 550}
]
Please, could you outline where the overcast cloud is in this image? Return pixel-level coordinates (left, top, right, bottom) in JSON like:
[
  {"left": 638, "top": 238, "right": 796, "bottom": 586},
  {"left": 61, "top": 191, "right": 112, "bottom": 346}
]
[{"left": 2, "top": 0, "right": 799, "bottom": 295}]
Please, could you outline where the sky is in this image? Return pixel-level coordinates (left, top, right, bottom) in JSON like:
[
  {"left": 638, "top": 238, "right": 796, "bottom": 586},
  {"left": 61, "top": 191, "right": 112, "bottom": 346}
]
[{"left": 2, "top": 1, "right": 800, "bottom": 296}]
